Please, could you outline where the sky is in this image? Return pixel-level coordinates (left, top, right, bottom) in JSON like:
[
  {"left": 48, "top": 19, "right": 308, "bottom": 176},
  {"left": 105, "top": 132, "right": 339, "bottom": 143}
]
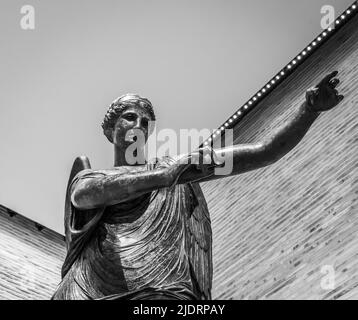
[{"left": 0, "top": 0, "right": 354, "bottom": 234}]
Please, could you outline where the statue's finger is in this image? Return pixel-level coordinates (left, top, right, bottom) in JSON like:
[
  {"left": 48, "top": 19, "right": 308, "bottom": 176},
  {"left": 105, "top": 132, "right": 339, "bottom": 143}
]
[
  {"left": 318, "top": 71, "right": 339, "bottom": 87},
  {"left": 307, "top": 87, "right": 319, "bottom": 98},
  {"left": 198, "top": 146, "right": 210, "bottom": 164}
]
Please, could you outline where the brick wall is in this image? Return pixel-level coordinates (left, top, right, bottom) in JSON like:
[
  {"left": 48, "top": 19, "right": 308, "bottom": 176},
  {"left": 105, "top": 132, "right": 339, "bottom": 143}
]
[
  {"left": 202, "top": 13, "right": 358, "bottom": 299},
  {"left": 0, "top": 205, "right": 66, "bottom": 299}
]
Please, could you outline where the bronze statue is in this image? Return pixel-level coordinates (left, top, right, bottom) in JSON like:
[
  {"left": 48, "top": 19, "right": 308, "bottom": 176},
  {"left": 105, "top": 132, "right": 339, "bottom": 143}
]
[{"left": 52, "top": 71, "right": 344, "bottom": 300}]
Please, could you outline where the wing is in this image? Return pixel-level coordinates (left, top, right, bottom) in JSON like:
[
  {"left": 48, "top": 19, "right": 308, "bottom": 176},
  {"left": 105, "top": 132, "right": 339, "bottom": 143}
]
[
  {"left": 64, "top": 155, "right": 91, "bottom": 250},
  {"left": 185, "top": 182, "right": 213, "bottom": 300},
  {"left": 62, "top": 156, "right": 106, "bottom": 279}
]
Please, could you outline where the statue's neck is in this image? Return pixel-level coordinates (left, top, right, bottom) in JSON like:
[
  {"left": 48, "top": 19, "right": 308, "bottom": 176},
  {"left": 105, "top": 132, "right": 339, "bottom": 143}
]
[
  {"left": 114, "top": 145, "right": 146, "bottom": 167},
  {"left": 114, "top": 151, "right": 127, "bottom": 167}
]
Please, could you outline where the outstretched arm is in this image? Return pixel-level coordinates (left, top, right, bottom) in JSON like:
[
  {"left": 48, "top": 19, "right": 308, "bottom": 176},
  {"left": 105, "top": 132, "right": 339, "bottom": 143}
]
[
  {"left": 177, "top": 71, "right": 344, "bottom": 183},
  {"left": 72, "top": 72, "right": 344, "bottom": 209}
]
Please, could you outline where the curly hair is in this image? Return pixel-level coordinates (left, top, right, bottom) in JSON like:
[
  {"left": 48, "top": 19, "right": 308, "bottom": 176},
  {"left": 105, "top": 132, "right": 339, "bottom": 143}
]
[{"left": 102, "top": 93, "right": 156, "bottom": 143}]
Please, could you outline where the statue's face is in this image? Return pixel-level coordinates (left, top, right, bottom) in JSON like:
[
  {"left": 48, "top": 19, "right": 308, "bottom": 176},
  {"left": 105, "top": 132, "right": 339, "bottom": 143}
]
[{"left": 112, "top": 105, "right": 152, "bottom": 151}]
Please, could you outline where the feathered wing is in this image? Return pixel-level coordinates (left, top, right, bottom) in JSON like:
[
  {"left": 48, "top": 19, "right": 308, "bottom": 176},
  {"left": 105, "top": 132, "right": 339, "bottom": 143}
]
[
  {"left": 64, "top": 156, "right": 91, "bottom": 250},
  {"left": 185, "top": 182, "right": 213, "bottom": 300},
  {"left": 62, "top": 155, "right": 107, "bottom": 279}
]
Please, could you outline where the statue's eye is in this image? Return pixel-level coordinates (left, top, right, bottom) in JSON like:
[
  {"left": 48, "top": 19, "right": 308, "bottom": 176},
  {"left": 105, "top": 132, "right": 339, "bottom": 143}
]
[
  {"left": 123, "top": 113, "right": 136, "bottom": 121},
  {"left": 142, "top": 118, "right": 149, "bottom": 128}
]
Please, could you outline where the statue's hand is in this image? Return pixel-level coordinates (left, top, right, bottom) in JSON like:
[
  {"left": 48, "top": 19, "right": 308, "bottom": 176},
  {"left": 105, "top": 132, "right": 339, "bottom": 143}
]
[
  {"left": 167, "top": 158, "right": 191, "bottom": 188},
  {"left": 167, "top": 146, "right": 224, "bottom": 187},
  {"left": 306, "top": 71, "right": 344, "bottom": 112},
  {"left": 192, "top": 145, "right": 224, "bottom": 174}
]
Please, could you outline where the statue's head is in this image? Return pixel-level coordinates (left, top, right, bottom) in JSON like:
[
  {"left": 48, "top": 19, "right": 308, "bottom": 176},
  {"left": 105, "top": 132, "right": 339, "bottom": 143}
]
[{"left": 102, "top": 93, "right": 156, "bottom": 150}]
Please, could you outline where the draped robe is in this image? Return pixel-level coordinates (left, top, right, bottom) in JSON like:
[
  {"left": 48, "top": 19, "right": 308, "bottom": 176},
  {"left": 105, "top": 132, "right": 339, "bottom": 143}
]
[{"left": 52, "top": 157, "right": 212, "bottom": 300}]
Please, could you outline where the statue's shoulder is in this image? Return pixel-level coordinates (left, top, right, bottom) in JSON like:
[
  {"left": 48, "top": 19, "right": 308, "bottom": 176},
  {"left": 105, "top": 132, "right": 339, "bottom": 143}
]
[
  {"left": 72, "top": 166, "right": 131, "bottom": 181},
  {"left": 69, "top": 168, "right": 103, "bottom": 186}
]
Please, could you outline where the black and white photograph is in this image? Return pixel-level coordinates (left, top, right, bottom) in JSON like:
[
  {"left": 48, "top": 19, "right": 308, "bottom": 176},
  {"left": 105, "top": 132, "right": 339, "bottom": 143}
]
[{"left": 0, "top": 0, "right": 357, "bottom": 310}]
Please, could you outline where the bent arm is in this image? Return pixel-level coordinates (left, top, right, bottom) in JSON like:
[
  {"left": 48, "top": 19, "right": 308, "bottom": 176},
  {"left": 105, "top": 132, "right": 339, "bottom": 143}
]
[
  {"left": 178, "top": 101, "right": 320, "bottom": 183},
  {"left": 71, "top": 167, "right": 174, "bottom": 210}
]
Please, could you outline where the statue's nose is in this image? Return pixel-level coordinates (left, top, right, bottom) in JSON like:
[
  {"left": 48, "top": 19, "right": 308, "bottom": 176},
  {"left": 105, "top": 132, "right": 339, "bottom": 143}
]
[{"left": 133, "top": 118, "right": 141, "bottom": 129}]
